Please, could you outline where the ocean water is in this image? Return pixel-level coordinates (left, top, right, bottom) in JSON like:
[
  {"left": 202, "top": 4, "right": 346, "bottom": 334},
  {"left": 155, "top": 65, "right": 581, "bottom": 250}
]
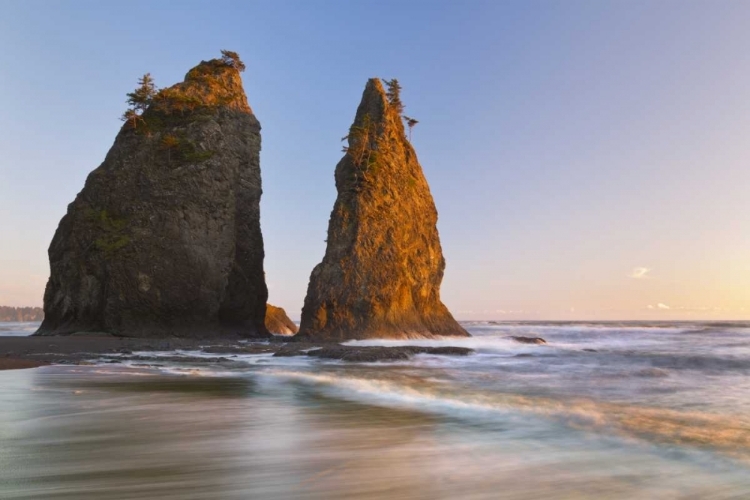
[
  {"left": 1, "top": 321, "right": 749, "bottom": 499},
  {"left": 0, "top": 321, "right": 41, "bottom": 336}
]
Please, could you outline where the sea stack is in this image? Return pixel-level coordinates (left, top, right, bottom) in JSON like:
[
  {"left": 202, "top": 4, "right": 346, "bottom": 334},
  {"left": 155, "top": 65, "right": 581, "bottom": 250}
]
[
  {"left": 296, "top": 78, "right": 469, "bottom": 341},
  {"left": 265, "top": 304, "right": 298, "bottom": 335},
  {"left": 36, "top": 54, "right": 268, "bottom": 338}
]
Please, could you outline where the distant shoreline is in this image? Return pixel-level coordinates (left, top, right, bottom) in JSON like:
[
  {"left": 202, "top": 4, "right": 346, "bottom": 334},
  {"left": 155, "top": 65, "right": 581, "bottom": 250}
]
[{"left": 0, "top": 306, "right": 43, "bottom": 322}]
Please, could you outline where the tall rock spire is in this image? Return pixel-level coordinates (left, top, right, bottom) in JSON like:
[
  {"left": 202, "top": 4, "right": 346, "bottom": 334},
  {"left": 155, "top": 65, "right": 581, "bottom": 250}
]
[
  {"left": 36, "top": 54, "right": 268, "bottom": 337},
  {"left": 296, "top": 78, "right": 469, "bottom": 341}
]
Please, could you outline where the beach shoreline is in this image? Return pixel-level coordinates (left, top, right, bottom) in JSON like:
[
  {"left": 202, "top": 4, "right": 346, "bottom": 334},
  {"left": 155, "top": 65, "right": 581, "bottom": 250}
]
[
  {"left": 0, "top": 335, "right": 259, "bottom": 370},
  {"left": 0, "top": 335, "right": 474, "bottom": 371}
]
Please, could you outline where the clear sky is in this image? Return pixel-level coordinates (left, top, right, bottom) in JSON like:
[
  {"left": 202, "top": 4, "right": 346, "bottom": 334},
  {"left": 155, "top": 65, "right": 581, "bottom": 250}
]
[{"left": 1, "top": 0, "right": 749, "bottom": 320}]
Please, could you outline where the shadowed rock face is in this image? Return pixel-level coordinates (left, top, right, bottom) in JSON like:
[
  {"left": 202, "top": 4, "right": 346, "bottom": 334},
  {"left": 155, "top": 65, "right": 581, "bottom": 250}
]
[
  {"left": 36, "top": 58, "right": 268, "bottom": 338},
  {"left": 296, "top": 79, "right": 469, "bottom": 341},
  {"left": 265, "top": 304, "right": 298, "bottom": 335}
]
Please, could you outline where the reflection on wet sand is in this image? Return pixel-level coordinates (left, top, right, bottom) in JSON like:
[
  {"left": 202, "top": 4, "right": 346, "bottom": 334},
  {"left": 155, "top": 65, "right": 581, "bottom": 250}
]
[
  {"left": 1, "top": 366, "right": 749, "bottom": 499},
  {"left": 267, "top": 365, "right": 750, "bottom": 461}
]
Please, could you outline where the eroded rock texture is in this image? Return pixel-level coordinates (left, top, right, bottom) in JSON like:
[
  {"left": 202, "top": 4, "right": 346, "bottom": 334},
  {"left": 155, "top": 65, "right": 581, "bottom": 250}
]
[
  {"left": 36, "top": 58, "right": 268, "bottom": 338},
  {"left": 296, "top": 79, "right": 469, "bottom": 341}
]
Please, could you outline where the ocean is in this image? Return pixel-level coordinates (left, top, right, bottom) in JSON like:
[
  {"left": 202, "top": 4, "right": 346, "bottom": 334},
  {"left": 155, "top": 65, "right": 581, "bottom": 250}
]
[
  {"left": 1, "top": 321, "right": 749, "bottom": 499},
  {"left": 0, "top": 321, "right": 41, "bottom": 337}
]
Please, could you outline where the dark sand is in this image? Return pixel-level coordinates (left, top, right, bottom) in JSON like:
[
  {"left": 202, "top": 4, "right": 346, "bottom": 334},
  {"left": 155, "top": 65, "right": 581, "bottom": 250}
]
[
  {"left": 0, "top": 357, "right": 49, "bottom": 370},
  {"left": 0, "top": 336, "right": 238, "bottom": 369}
]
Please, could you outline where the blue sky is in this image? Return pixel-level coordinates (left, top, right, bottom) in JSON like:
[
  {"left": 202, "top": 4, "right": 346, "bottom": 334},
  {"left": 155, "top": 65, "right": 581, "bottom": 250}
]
[{"left": 1, "top": 0, "right": 750, "bottom": 319}]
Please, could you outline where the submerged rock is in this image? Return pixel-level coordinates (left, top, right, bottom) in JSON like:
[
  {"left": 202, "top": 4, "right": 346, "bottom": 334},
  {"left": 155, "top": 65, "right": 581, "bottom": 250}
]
[
  {"left": 201, "top": 345, "right": 275, "bottom": 355},
  {"left": 36, "top": 55, "right": 268, "bottom": 338},
  {"left": 509, "top": 336, "right": 547, "bottom": 345},
  {"left": 305, "top": 345, "right": 474, "bottom": 362},
  {"left": 296, "top": 79, "right": 469, "bottom": 342},
  {"left": 271, "top": 343, "right": 320, "bottom": 357},
  {"left": 265, "top": 304, "right": 298, "bottom": 335}
]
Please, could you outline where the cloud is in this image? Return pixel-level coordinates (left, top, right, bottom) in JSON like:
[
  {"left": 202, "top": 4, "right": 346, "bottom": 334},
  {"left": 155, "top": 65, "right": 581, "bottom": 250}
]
[
  {"left": 629, "top": 267, "right": 651, "bottom": 279},
  {"left": 647, "top": 303, "right": 671, "bottom": 310},
  {"left": 672, "top": 305, "right": 727, "bottom": 312}
]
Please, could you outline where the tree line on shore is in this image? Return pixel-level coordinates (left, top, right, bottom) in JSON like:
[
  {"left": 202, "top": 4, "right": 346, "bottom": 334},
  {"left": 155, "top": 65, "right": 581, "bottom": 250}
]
[{"left": 0, "top": 306, "right": 43, "bottom": 322}]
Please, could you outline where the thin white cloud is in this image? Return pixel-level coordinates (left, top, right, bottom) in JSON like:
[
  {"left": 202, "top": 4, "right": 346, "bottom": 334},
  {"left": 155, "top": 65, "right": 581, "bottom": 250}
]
[
  {"left": 648, "top": 304, "right": 732, "bottom": 313},
  {"left": 647, "top": 303, "right": 670, "bottom": 310},
  {"left": 629, "top": 267, "right": 651, "bottom": 279}
]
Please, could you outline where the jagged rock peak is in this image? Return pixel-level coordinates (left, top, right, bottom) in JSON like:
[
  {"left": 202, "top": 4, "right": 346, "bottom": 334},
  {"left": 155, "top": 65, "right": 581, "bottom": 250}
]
[
  {"left": 36, "top": 53, "right": 268, "bottom": 338},
  {"left": 353, "top": 78, "right": 393, "bottom": 127},
  {"left": 166, "top": 58, "right": 253, "bottom": 113},
  {"left": 295, "top": 78, "right": 469, "bottom": 341}
]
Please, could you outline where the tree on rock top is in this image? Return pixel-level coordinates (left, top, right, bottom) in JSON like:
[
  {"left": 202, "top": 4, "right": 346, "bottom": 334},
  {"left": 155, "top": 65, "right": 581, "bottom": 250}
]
[
  {"left": 221, "top": 50, "right": 246, "bottom": 72},
  {"left": 382, "top": 78, "right": 404, "bottom": 114},
  {"left": 121, "top": 73, "right": 157, "bottom": 129},
  {"left": 127, "top": 73, "right": 157, "bottom": 111}
]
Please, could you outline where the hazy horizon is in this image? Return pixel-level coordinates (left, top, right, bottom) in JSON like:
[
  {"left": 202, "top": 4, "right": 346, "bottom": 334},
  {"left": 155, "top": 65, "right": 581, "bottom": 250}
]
[{"left": 1, "top": 0, "right": 749, "bottom": 321}]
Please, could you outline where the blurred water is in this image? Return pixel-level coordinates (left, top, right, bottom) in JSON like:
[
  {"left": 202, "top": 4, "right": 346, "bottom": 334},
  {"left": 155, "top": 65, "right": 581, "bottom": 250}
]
[
  {"left": 1, "top": 321, "right": 750, "bottom": 499},
  {"left": 0, "top": 321, "right": 40, "bottom": 336}
]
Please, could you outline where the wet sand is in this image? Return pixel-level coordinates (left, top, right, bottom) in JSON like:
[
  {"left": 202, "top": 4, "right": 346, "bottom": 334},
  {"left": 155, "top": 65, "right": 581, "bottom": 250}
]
[
  {"left": 0, "top": 357, "right": 49, "bottom": 370},
  {"left": 0, "top": 336, "right": 238, "bottom": 368},
  {"left": 2, "top": 322, "right": 750, "bottom": 498}
]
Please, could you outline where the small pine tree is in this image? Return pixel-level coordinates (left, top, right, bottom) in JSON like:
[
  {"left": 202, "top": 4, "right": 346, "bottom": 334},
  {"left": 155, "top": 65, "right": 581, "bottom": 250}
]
[
  {"left": 121, "top": 108, "right": 143, "bottom": 129},
  {"left": 382, "top": 78, "right": 404, "bottom": 114},
  {"left": 122, "top": 73, "right": 157, "bottom": 129},
  {"left": 341, "top": 115, "right": 376, "bottom": 173},
  {"left": 402, "top": 115, "right": 419, "bottom": 141},
  {"left": 126, "top": 73, "right": 157, "bottom": 113},
  {"left": 160, "top": 134, "right": 180, "bottom": 163},
  {"left": 220, "top": 50, "right": 246, "bottom": 72}
]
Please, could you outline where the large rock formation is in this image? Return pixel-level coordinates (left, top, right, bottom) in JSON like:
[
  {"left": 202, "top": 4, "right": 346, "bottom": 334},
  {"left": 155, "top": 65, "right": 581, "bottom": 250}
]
[
  {"left": 265, "top": 304, "right": 298, "bottom": 335},
  {"left": 36, "top": 56, "right": 268, "bottom": 338},
  {"left": 296, "top": 79, "right": 469, "bottom": 341}
]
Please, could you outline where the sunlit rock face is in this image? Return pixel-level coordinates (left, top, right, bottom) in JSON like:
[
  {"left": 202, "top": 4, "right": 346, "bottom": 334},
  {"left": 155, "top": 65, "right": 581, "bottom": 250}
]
[
  {"left": 265, "top": 304, "right": 298, "bottom": 335},
  {"left": 36, "top": 58, "right": 268, "bottom": 338},
  {"left": 296, "top": 79, "right": 469, "bottom": 341}
]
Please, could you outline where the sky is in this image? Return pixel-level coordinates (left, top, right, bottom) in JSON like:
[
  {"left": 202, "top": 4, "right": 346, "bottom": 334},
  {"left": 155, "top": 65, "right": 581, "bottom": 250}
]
[{"left": 1, "top": 0, "right": 749, "bottom": 320}]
